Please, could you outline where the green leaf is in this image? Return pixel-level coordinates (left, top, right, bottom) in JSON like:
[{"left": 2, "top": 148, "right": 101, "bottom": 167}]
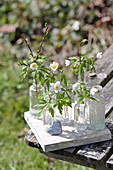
[
  {"left": 79, "top": 63, "right": 83, "bottom": 76},
  {"left": 58, "top": 102, "right": 63, "bottom": 115},
  {"left": 59, "top": 69, "right": 66, "bottom": 73},
  {"left": 38, "top": 55, "right": 51, "bottom": 61},
  {"left": 41, "top": 68, "right": 50, "bottom": 75},
  {"left": 29, "top": 55, "right": 35, "bottom": 62},
  {"left": 49, "top": 106, "right": 54, "bottom": 117},
  {"left": 46, "top": 80, "right": 50, "bottom": 91},
  {"left": 23, "top": 60, "right": 28, "bottom": 65},
  {"left": 69, "top": 56, "right": 78, "bottom": 60},
  {"left": 80, "top": 39, "right": 88, "bottom": 47},
  {"left": 38, "top": 62, "right": 43, "bottom": 69},
  {"left": 39, "top": 71, "right": 44, "bottom": 82}
]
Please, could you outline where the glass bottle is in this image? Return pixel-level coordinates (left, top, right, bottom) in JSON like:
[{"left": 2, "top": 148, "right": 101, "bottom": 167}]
[
  {"left": 78, "top": 68, "right": 86, "bottom": 84},
  {"left": 54, "top": 92, "right": 74, "bottom": 126},
  {"left": 89, "top": 85, "right": 105, "bottom": 130},
  {"left": 43, "top": 108, "right": 54, "bottom": 131},
  {"left": 74, "top": 102, "right": 87, "bottom": 131},
  {"left": 43, "top": 92, "right": 56, "bottom": 131},
  {"left": 29, "top": 82, "right": 43, "bottom": 119},
  {"left": 60, "top": 105, "right": 74, "bottom": 126},
  {"left": 86, "top": 73, "right": 97, "bottom": 124},
  {"left": 55, "top": 105, "right": 74, "bottom": 126},
  {"left": 88, "top": 73, "right": 97, "bottom": 87}
]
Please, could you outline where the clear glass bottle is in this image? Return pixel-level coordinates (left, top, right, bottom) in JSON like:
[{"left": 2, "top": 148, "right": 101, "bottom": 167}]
[
  {"left": 43, "top": 108, "right": 54, "bottom": 131},
  {"left": 89, "top": 85, "right": 105, "bottom": 130},
  {"left": 88, "top": 73, "right": 97, "bottom": 87},
  {"left": 86, "top": 73, "right": 97, "bottom": 124},
  {"left": 74, "top": 103, "right": 87, "bottom": 131},
  {"left": 43, "top": 92, "right": 56, "bottom": 131},
  {"left": 60, "top": 105, "right": 74, "bottom": 126},
  {"left": 29, "top": 82, "right": 43, "bottom": 119},
  {"left": 55, "top": 105, "right": 74, "bottom": 126},
  {"left": 54, "top": 92, "right": 74, "bottom": 126},
  {"left": 78, "top": 68, "right": 86, "bottom": 84}
]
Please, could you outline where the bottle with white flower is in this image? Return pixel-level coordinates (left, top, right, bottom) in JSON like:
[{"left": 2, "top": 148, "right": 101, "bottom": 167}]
[
  {"left": 72, "top": 82, "right": 91, "bottom": 131},
  {"left": 42, "top": 81, "right": 63, "bottom": 130},
  {"left": 89, "top": 85, "right": 105, "bottom": 130},
  {"left": 29, "top": 63, "right": 44, "bottom": 118},
  {"left": 19, "top": 23, "right": 50, "bottom": 119},
  {"left": 69, "top": 39, "right": 97, "bottom": 83}
]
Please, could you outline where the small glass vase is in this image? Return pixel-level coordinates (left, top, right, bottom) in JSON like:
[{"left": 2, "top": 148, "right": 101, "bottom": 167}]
[
  {"left": 74, "top": 103, "right": 87, "bottom": 131},
  {"left": 43, "top": 108, "right": 54, "bottom": 131},
  {"left": 43, "top": 92, "right": 56, "bottom": 131},
  {"left": 55, "top": 106, "right": 74, "bottom": 126},
  {"left": 60, "top": 105, "right": 74, "bottom": 126},
  {"left": 29, "top": 82, "right": 43, "bottom": 119},
  {"left": 78, "top": 68, "right": 86, "bottom": 84},
  {"left": 88, "top": 73, "right": 97, "bottom": 88},
  {"left": 89, "top": 85, "right": 105, "bottom": 130}
]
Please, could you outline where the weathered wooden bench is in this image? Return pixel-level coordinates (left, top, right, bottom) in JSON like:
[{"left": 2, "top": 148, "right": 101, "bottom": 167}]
[{"left": 24, "top": 44, "right": 113, "bottom": 170}]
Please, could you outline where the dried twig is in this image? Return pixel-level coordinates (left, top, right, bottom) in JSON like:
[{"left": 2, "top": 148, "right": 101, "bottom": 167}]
[
  {"left": 24, "top": 39, "right": 34, "bottom": 58},
  {"left": 36, "top": 22, "right": 49, "bottom": 59}
]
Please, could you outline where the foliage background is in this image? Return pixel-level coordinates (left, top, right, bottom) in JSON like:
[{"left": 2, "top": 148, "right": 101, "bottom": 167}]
[{"left": 0, "top": 0, "right": 113, "bottom": 169}]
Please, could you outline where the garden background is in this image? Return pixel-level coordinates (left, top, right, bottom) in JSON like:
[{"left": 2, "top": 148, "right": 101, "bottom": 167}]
[{"left": 0, "top": 0, "right": 113, "bottom": 169}]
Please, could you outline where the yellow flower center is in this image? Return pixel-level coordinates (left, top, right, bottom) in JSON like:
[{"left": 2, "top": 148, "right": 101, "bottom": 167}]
[
  {"left": 55, "top": 85, "right": 59, "bottom": 90},
  {"left": 53, "top": 65, "right": 56, "bottom": 69},
  {"left": 32, "top": 63, "right": 36, "bottom": 68},
  {"left": 74, "top": 86, "right": 77, "bottom": 89}
]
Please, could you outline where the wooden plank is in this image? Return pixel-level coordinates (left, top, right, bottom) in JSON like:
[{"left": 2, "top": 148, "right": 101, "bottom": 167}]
[
  {"left": 95, "top": 44, "right": 113, "bottom": 86},
  {"left": 24, "top": 111, "right": 111, "bottom": 152},
  {"left": 76, "top": 120, "right": 113, "bottom": 163},
  {"left": 106, "top": 154, "right": 113, "bottom": 169},
  {"left": 24, "top": 130, "right": 77, "bottom": 154},
  {"left": 24, "top": 129, "right": 41, "bottom": 149},
  {"left": 103, "top": 78, "right": 113, "bottom": 117},
  {"left": 24, "top": 113, "right": 113, "bottom": 169},
  {"left": 25, "top": 127, "right": 113, "bottom": 170},
  {"left": 106, "top": 114, "right": 113, "bottom": 138},
  {"left": 77, "top": 140, "right": 113, "bottom": 161}
]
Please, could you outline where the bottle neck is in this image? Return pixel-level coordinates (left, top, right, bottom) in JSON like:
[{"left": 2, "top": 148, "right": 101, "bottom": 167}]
[
  {"left": 94, "top": 91, "right": 102, "bottom": 98},
  {"left": 88, "top": 78, "right": 97, "bottom": 87}
]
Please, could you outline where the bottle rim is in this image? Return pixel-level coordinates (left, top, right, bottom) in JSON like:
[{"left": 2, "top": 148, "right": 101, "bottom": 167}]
[
  {"left": 92, "top": 85, "right": 102, "bottom": 92},
  {"left": 88, "top": 73, "right": 97, "bottom": 79}
]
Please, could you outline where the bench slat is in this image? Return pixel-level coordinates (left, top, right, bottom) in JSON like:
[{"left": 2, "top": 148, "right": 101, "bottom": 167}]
[
  {"left": 95, "top": 44, "right": 113, "bottom": 86},
  {"left": 76, "top": 118, "right": 113, "bottom": 162},
  {"left": 106, "top": 154, "right": 113, "bottom": 169},
  {"left": 103, "top": 78, "right": 113, "bottom": 117},
  {"left": 77, "top": 140, "right": 113, "bottom": 161}
]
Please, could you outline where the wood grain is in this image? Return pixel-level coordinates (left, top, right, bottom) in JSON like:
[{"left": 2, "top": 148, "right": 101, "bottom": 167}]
[
  {"left": 95, "top": 44, "right": 113, "bottom": 86},
  {"left": 103, "top": 78, "right": 113, "bottom": 117}
]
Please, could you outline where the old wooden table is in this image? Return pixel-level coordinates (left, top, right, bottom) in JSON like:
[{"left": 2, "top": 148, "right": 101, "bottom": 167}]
[{"left": 24, "top": 44, "right": 113, "bottom": 170}]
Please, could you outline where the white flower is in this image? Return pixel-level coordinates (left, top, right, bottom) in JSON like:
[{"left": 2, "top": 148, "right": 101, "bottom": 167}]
[
  {"left": 72, "top": 21, "right": 80, "bottom": 31},
  {"left": 97, "top": 52, "right": 102, "bottom": 59},
  {"left": 50, "top": 83, "right": 54, "bottom": 91},
  {"left": 72, "top": 82, "right": 79, "bottom": 92},
  {"left": 90, "top": 87, "right": 98, "bottom": 95},
  {"left": 65, "top": 60, "right": 70, "bottom": 66},
  {"left": 54, "top": 81, "right": 62, "bottom": 93},
  {"left": 30, "top": 63, "right": 37, "bottom": 70},
  {"left": 50, "top": 62, "right": 58, "bottom": 71}
]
